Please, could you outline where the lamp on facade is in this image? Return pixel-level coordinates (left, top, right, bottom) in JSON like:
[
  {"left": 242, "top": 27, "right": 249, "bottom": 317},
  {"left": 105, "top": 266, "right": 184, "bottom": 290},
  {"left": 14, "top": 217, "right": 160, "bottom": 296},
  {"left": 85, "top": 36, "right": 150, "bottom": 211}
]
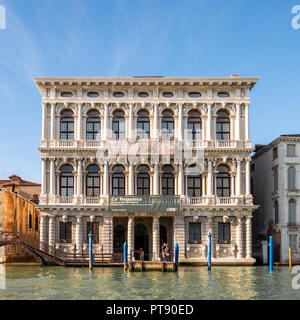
[
  {"left": 89, "top": 215, "right": 95, "bottom": 223},
  {"left": 62, "top": 214, "right": 68, "bottom": 223}
]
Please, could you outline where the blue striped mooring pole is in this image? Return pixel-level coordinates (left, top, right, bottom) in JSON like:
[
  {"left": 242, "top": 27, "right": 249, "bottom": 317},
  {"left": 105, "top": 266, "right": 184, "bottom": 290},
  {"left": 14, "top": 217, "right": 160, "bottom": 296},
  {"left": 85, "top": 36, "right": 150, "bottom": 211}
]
[
  {"left": 174, "top": 243, "right": 179, "bottom": 266},
  {"left": 208, "top": 232, "right": 212, "bottom": 271},
  {"left": 269, "top": 236, "right": 273, "bottom": 273},
  {"left": 89, "top": 232, "right": 93, "bottom": 271},
  {"left": 123, "top": 242, "right": 128, "bottom": 270}
]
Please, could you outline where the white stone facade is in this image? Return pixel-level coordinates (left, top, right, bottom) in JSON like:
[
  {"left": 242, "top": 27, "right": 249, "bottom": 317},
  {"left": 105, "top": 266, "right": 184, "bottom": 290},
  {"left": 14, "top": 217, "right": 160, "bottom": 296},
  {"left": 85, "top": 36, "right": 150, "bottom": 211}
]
[
  {"left": 251, "top": 135, "right": 300, "bottom": 263},
  {"left": 35, "top": 76, "right": 258, "bottom": 264}
]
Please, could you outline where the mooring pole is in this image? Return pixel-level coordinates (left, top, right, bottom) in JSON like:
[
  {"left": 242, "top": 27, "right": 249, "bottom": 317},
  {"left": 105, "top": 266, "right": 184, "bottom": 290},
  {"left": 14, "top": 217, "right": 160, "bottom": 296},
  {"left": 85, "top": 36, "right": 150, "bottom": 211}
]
[
  {"left": 174, "top": 243, "right": 179, "bottom": 271},
  {"left": 269, "top": 236, "right": 273, "bottom": 273},
  {"left": 289, "top": 247, "right": 292, "bottom": 270},
  {"left": 208, "top": 232, "right": 212, "bottom": 271},
  {"left": 124, "top": 242, "right": 128, "bottom": 270},
  {"left": 89, "top": 232, "right": 93, "bottom": 271}
]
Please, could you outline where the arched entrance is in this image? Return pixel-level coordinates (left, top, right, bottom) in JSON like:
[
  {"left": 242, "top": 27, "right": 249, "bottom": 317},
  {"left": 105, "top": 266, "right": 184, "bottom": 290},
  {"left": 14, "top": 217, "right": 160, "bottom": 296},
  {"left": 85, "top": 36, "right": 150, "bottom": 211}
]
[
  {"left": 113, "top": 225, "right": 126, "bottom": 253},
  {"left": 160, "top": 225, "right": 167, "bottom": 248},
  {"left": 134, "top": 224, "right": 149, "bottom": 260}
]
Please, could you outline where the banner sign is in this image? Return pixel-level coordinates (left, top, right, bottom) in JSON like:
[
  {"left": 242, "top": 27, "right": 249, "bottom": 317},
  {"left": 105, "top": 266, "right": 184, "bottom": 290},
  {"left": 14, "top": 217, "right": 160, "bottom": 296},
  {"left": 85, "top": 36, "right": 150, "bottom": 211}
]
[{"left": 109, "top": 195, "right": 180, "bottom": 212}]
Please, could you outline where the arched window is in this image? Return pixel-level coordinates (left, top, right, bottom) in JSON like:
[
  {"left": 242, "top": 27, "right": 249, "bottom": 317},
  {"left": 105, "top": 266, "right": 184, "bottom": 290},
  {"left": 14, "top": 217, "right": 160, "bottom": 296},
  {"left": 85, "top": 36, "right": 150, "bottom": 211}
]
[
  {"left": 188, "top": 110, "right": 202, "bottom": 140},
  {"left": 137, "top": 110, "right": 150, "bottom": 139},
  {"left": 60, "top": 165, "right": 74, "bottom": 196},
  {"left": 86, "top": 110, "right": 101, "bottom": 140},
  {"left": 216, "top": 110, "right": 230, "bottom": 140},
  {"left": 274, "top": 200, "right": 279, "bottom": 224},
  {"left": 187, "top": 164, "right": 202, "bottom": 197},
  {"left": 137, "top": 165, "right": 150, "bottom": 195},
  {"left": 216, "top": 165, "right": 230, "bottom": 197},
  {"left": 112, "top": 165, "right": 125, "bottom": 195},
  {"left": 162, "top": 165, "right": 174, "bottom": 195},
  {"left": 288, "top": 166, "right": 296, "bottom": 190},
  {"left": 86, "top": 165, "right": 100, "bottom": 197},
  {"left": 112, "top": 110, "right": 125, "bottom": 139},
  {"left": 162, "top": 109, "right": 174, "bottom": 139},
  {"left": 289, "top": 199, "right": 296, "bottom": 226},
  {"left": 60, "top": 110, "right": 74, "bottom": 140}
]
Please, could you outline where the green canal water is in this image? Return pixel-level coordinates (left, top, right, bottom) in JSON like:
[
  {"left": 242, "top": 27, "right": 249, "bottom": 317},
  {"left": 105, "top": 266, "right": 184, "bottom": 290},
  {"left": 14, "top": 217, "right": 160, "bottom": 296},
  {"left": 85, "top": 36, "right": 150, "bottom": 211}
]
[{"left": 0, "top": 265, "right": 299, "bottom": 300}]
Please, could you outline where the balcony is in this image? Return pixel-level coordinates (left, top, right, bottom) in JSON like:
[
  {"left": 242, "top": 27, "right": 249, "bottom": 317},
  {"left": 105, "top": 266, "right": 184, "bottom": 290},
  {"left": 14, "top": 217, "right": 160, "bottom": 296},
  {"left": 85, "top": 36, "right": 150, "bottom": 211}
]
[
  {"left": 40, "top": 138, "right": 252, "bottom": 151},
  {"left": 183, "top": 196, "right": 246, "bottom": 207}
]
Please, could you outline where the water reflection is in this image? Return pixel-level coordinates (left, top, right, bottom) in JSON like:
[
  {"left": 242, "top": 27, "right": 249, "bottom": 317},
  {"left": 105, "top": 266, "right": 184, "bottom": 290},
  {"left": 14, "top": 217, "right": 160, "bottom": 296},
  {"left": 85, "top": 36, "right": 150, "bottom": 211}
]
[{"left": 0, "top": 265, "right": 299, "bottom": 300}]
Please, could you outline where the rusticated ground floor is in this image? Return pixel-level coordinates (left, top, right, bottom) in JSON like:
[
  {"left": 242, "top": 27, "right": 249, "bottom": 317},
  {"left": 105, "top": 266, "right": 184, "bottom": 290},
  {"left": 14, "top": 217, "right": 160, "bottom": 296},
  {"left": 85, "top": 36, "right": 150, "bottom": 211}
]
[{"left": 39, "top": 210, "right": 256, "bottom": 265}]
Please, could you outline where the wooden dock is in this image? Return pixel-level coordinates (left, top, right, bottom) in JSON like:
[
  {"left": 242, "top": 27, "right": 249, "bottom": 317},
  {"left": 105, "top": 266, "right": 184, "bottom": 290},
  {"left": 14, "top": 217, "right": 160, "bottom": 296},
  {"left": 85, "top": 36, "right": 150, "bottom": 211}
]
[{"left": 126, "top": 260, "right": 178, "bottom": 272}]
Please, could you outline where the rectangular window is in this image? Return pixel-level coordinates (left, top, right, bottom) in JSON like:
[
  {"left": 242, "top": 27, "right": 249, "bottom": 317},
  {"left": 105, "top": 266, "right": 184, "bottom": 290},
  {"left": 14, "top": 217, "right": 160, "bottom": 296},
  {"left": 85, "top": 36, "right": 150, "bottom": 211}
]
[
  {"left": 273, "top": 168, "right": 278, "bottom": 192},
  {"left": 86, "top": 222, "right": 99, "bottom": 244},
  {"left": 29, "top": 213, "right": 32, "bottom": 230},
  {"left": 189, "top": 223, "right": 201, "bottom": 244},
  {"left": 218, "top": 223, "right": 231, "bottom": 244},
  {"left": 59, "top": 222, "right": 72, "bottom": 243},
  {"left": 289, "top": 234, "right": 298, "bottom": 252},
  {"left": 287, "top": 144, "right": 296, "bottom": 157},
  {"left": 35, "top": 215, "right": 39, "bottom": 232},
  {"left": 273, "top": 147, "right": 278, "bottom": 160}
]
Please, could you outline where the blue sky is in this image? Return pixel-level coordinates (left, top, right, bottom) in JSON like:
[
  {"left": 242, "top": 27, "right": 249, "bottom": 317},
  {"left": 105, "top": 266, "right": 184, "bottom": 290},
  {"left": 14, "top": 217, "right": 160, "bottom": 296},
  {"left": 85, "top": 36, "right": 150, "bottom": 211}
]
[{"left": 0, "top": 0, "right": 299, "bottom": 183}]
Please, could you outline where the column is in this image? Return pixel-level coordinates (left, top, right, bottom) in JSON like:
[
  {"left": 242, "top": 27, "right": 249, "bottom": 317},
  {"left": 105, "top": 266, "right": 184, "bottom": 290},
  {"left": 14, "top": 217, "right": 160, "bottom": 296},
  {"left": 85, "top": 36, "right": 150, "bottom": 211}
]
[
  {"left": 40, "top": 215, "right": 47, "bottom": 250},
  {"left": 75, "top": 216, "right": 83, "bottom": 254},
  {"left": 102, "top": 103, "right": 109, "bottom": 140},
  {"left": 202, "top": 175, "right": 206, "bottom": 196},
  {"left": 103, "top": 162, "right": 109, "bottom": 196},
  {"left": 76, "top": 159, "right": 82, "bottom": 196},
  {"left": 230, "top": 174, "right": 235, "bottom": 197},
  {"left": 41, "top": 103, "right": 47, "bottom": 140},
  {"left": 77, "top": 103, "right": 82, "bottom": 141},
  {"left": 50, "top": 103, "right": 55, "bottom": 140},
  {"left": 41, "top": 158, "right": 47, "bottom": 195},
  {"left": 49, "top": 159, "right": 56, "bottom": 195},
  {"left": 128, "top": 162, "right": 134, "bottom": 195},
  {"left": 207, "top": 160, "right": 213, "bottom": 196},
  {"left": 153, "top": 104, "right": 158, "bottom": 139},
  {"left": 245, "top": 216, "right": 252, "bottom": 259},
  {"left": 102, "top": 217, "right": 113, "bottom": 254},
  {"left": 48, "top": 216, "right": 55, "bottom": 253},
  {"left": 235, "top": 103, "right": 240, "bottom": 141},
  {"left": 178, "top": 163, "right": 184, "bottom": 196},
  {"left": 173, "top": 216, "right": 185, "bottom": 261},
  {"left": 128, "top": 103, "right": 133, "bottom": 139},
  {"left": 128, "top": 216, "right": 134, "bottom": 260},
  {"left": 236, "top": 159, "right": 241, "bottom": 196},
  {"left": 236, "top": 217, "right": 244, "bottom": 259},
  {"left": 152, "top": 216, "right": 160, "bottom": 261},
  {"left": 206, "top": 104, "right": 212, "bottom": 140},
  {"left": 245, "top": 158, "right": 250, "bottom": 196},
  {"left": 178, "top": 104, "right": 183, "bottom": 141},
  {"left": 245, "top": 103, "right": 249, "bottom": 141},
  {"left": 153, "top": 163, "right": 159, "bottom": 195}
]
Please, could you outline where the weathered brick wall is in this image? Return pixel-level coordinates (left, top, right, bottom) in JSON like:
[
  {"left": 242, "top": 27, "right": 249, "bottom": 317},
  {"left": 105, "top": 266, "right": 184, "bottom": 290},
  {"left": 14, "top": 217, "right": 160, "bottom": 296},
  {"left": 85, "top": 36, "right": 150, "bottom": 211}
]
[{"left": 0, "top": 189, "right": 40, "bottom": 262}]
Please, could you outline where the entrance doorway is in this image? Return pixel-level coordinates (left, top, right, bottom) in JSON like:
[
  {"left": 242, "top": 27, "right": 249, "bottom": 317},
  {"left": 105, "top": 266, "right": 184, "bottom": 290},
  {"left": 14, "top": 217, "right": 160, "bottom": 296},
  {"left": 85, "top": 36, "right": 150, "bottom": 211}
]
[
  {"left": 160, "top": 225, "right": 167, "bottom": 248},
  {"left": 134, "top": 224, "right": 149, "bottom": 260},
  {"left": 113, "top": 225, "right": 125, "bottom": 253}
]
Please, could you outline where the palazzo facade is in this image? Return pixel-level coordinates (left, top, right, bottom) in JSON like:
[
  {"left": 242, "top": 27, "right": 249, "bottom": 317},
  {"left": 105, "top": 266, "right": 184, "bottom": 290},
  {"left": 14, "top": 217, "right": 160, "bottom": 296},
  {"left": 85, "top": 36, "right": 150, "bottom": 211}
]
[{"left": 35, "top": 76, "right": 258, "bottom": 264}]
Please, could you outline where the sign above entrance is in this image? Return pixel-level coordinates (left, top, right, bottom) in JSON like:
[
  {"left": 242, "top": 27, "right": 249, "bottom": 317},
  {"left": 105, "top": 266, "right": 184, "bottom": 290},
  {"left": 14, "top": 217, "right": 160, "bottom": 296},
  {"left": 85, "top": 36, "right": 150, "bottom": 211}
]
[{"left": 109, "top": 195, "right": 180, "bottom": 212}]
